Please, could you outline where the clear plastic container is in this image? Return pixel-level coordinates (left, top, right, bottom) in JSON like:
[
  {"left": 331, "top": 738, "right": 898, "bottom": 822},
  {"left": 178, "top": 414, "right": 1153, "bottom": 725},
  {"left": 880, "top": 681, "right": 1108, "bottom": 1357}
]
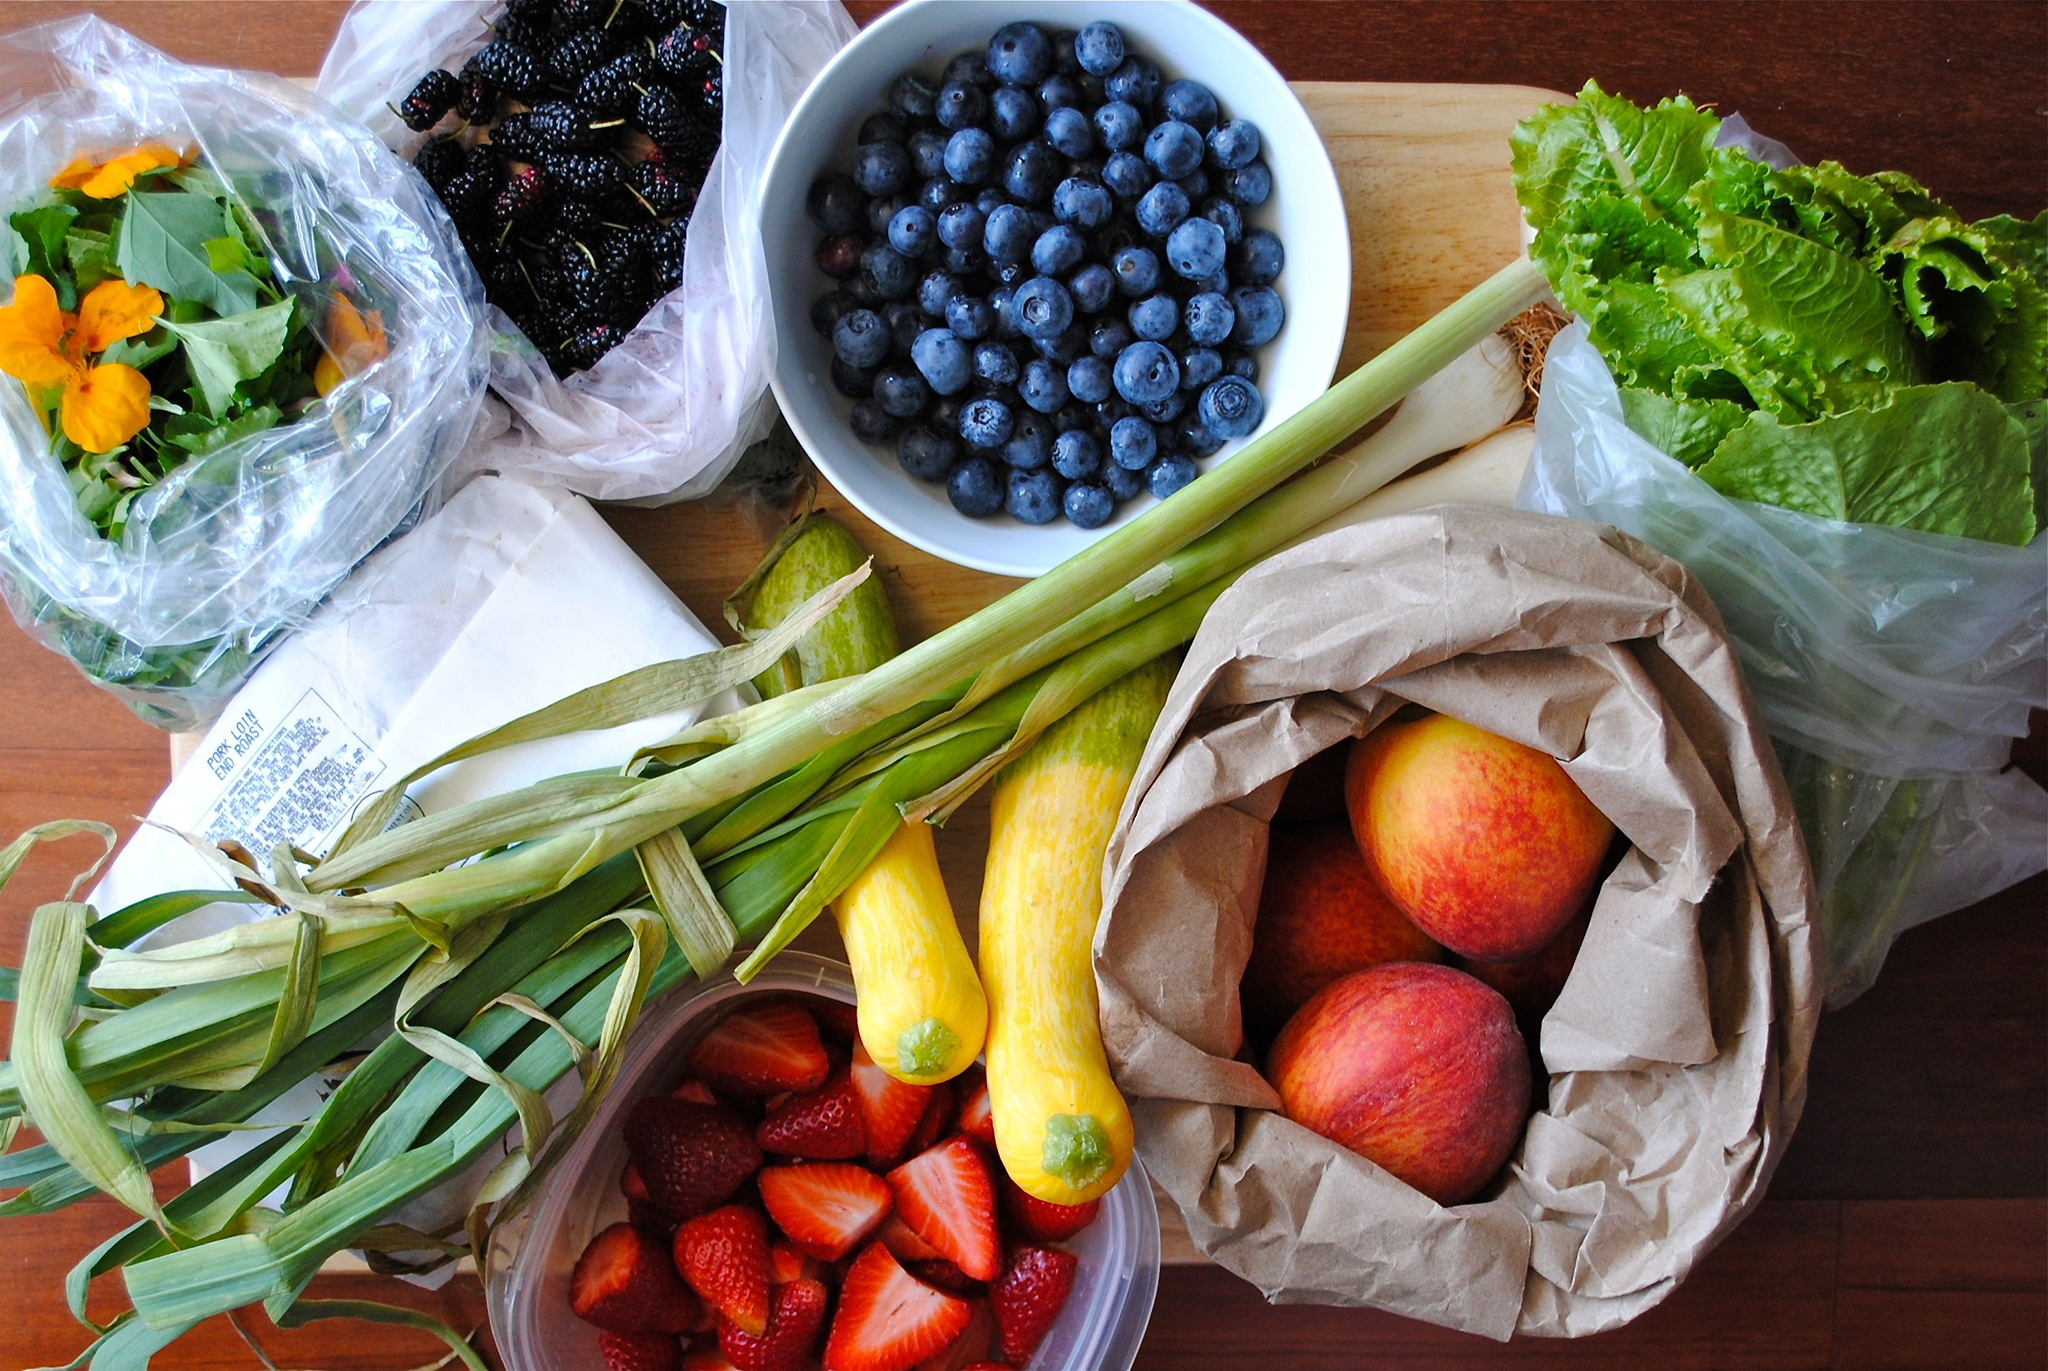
[{"left": 485, "top": 952, "right": 1161, "bottom": 1371}]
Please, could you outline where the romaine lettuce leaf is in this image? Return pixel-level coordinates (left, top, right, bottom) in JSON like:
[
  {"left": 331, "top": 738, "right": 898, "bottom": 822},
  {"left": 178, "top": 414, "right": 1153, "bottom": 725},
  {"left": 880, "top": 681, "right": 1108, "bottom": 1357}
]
[
  {"left": 2010, "top": 398, "right": 2047, "bottom": 532},
  {"left": 1696, "top": 382, "right": 2037, "bottom": 544},
  {"left": 1874, "top": 214, "right": 2046, "bottom": 401},
  {"left": 1509, "top": 81, "right": 1722, "bottom": 234},
  {"left": 1618, "top": 387, "right": 1750, "bottom": 467}
]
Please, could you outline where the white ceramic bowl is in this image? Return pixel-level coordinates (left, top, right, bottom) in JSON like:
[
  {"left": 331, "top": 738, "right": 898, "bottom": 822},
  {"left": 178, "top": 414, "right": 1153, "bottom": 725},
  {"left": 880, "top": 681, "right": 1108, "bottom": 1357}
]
[{"left": 758, "top": 0, "right": 1348, "bottom": 578}]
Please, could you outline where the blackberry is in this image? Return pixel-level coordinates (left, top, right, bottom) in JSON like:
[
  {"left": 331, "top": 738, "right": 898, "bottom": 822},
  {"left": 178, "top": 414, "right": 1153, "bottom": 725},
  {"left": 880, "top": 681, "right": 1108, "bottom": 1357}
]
[
  {"left": 412, "top": 135, "right": 465, "bottom": 191},
  {"left": 549, "top": 25, "right": 621, "bottom": 86},
  {"left": 562, "top": 321, "right": 624, "bottom": 370},
  {"left": 658, "top": 112, "right": 718, "bottom": 175},
  {"left": 396, "top": 69, "right": 459, "bottom": 131},
  {"left": 632, "top": 82, "right": 693, "bottom": 149},
  {"left": 634, "top": 159, "right": 696, "bottom": 218},
  {"left": 469, "top": 41, "right": 547, "bottom": 101},
  {"left": 455, "top": 62, "right": 498, "bottom": 123},
  {"left": 654, "top": 25, "right": 719, "bottom": 79},
  {"left": 528, "top": 98, "right": 622, "bottom": 151},
  {"left": 691, "top": 69, "right": 723, "bottom": 116},
  {"left": 650, "top": 219, "right": 688, "bottom": 293},
  {"left": 575, "top": 51, "right": 651, "bottom": 115},
  {"left": 494, "top": 166, "right": 550, "bottom": 221}
]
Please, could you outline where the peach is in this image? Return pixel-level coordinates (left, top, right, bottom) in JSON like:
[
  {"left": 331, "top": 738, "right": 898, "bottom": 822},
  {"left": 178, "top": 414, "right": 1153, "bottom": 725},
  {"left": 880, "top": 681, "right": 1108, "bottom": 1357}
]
[
  {"left": 1241, "top": 818, "right": 1440, "bottom": 1038},
  {"left": 1267, "top": 962, "right": 1529, "bottom": 1205},
  {"left": 1345, "top": 714, "right": 1612, "bottom": 962},
  {"left": 1457, "top": 905, "right": 1591, "bottom": 1024}
]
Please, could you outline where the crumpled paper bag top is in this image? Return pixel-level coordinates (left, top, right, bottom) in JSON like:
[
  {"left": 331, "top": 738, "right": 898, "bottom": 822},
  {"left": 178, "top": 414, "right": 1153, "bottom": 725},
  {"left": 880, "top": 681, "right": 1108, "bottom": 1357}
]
[{"left": 1095, "top": 505, "right": 1821, "bottom": 1340}]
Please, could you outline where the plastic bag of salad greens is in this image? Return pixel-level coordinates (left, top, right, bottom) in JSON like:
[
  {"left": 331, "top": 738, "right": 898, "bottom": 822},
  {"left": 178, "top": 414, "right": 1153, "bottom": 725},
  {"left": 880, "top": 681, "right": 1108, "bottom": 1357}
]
[
  {"left": 1513, "top": 83, "right": 2048, "bottom": 1004},
  {"left": 0, "top": 17, "right": 490, "bottom": 729},
  {"left": 316, "top": 0, "right": 856, "bottom": 505}
]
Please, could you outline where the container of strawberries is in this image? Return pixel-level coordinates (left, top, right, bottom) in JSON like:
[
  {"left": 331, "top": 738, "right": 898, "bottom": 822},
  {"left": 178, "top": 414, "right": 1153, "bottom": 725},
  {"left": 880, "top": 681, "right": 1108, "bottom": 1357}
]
[{"left": 485, "top": 952, "right": 1160, "bottom": 1371}]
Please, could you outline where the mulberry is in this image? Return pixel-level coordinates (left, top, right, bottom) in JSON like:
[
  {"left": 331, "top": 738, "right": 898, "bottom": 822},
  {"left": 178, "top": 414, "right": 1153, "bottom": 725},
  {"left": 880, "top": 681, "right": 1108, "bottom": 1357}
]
[
  {"left": 469, "top": 41, "right": 547, "bottom": 101},
  {"left": 494, "top": 166, "right": 550, "bottom": 221},
  {"left": 561, "top": 321, "right": 624, "bottom": 370},
  {"left": 574, "top": 51, "right": 650, "bottom": 115},
  {"left": 397, "top": 69, "right": 459, "bottom": 131},
  {"left": 634, "top": 159, "right": 696, "bottom": 219},
  {"left": 528, "top": 99, "right": 620, "bottom": 151},
  {"left": 548, "top": 25, "right": 621, "bottom": 86},
  {"left": 658, "top": 112, "right": 718, "bottom": 175},
  {"left": 542, "top": 150, "right": 624, "bottom": 198},
  {"left": 650, "top": 219, "right": 688, "bottom": 293},
  {"left": 691, "top": 69, "right": 723, "bottom": 116},
  {"left": 653, "top": 26, "right": 719, "bottom": 80},
  {"left": 455, "top": 63, "right": 498, "bottom": 122},
  {"left": 632, "top": 82, "right": 694, "bottom": 149},
  {"left": 411, "top": 135, "right": 465, "bottom": 191}
]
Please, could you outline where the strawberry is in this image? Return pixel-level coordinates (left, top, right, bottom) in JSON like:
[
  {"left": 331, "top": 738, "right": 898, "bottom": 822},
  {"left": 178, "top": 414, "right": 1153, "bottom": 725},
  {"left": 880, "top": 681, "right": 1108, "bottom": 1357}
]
[
  {"left": 672, "top": 1079, "right": 721, "bottom": 1106},
  {"left": 623, "top": 1163, "right": 653, "bottom": 1201},
  {"left": 625, "top": 1097, "right": 764, "bottom": 1221},
  {"left": 571, "top": 1222, "right": 701, "bottom": 1334},
  {"left": 823, "top": 1243, "right": 974, "bottom": 1371},
  {"left": 768, "top": 1241, "right": 828, "bottom": 1286},
  {"left": 886, "top": 1137, "right": 1000, "bottom": 1282},
  {"left": 914, "top": 1299, "right": 997, "bottom": 1371},
  {"left": 680, "top": 1348, "right": 740, "bottom": 1371},
  {"left": 907, "top": 1258, "right": 983, "bottom": 1296},
  {"left": 758, "top": 1067, "right": 866, "bottom": 1160},
  {"left": 673, "top": 1206, "right": 772, "bottom": 1338},
  {"left": 906, "top": 1080, "right": 954, "bottom": 1157},
  {"left": 998, "top": 1172, "right": 1100, "bottom": 1243},
  {"left": 598, "top": 1330, "right": 682, "bottom": 1371},
  {"left": 622, "top": 1161, "right": 677, "bottom": 1233},
  {"left": 953, "top": 1070, "right": 993, "bottom": 1147},
  {"left": 876, "top": 1213, "right": 943, "bottom": 1263},
  {"left": 718, "top": 1275, "right": 827, "bottom": 1371},
  {"left": 688, "top": 1004, "right": 829, "bottom": 1095},
  {"left": 850, "top": 1041, "right": 931, "bottom": 1167},
  {"left": 758, "top": 1161, "right": 893, "bottom": 1262},
  {"left": 812, "top": 997, "right": 862, "bottom": 1044},
  {"left": 989, "top": 1246, "right": 1078, "bottom": 1364}
]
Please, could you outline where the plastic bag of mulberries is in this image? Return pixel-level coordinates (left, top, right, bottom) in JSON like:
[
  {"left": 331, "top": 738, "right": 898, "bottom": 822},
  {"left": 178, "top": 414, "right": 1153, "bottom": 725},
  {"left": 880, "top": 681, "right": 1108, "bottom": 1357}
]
[{"left": 317, "top": 0, "right": 857, "bottom": 504}]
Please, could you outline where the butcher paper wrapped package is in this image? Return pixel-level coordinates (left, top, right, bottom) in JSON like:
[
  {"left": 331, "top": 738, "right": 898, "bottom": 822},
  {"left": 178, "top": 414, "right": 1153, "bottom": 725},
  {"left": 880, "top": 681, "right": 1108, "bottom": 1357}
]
[{"left": 1095, "top": 506, "right": 1821, "bottom": 1339}]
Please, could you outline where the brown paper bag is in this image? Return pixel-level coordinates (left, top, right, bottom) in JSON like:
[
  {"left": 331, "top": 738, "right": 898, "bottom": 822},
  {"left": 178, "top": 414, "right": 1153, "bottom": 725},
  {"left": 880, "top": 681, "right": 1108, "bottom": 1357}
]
[{"left": 1095, "top": 505, "right": 1821, "bottom": 1339}]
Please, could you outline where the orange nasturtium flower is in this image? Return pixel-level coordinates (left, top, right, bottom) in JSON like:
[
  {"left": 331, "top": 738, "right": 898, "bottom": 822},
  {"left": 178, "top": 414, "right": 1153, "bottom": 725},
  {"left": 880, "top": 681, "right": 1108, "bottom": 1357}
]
[
  {"left": 313, "top": 292, "right": 389, "bottom": 397},
  {"left": 0, "top": 274, "right": 164, "bottom": 452},
  {"left": 49, "top": 143, "right": 189, "bottom": 199}
]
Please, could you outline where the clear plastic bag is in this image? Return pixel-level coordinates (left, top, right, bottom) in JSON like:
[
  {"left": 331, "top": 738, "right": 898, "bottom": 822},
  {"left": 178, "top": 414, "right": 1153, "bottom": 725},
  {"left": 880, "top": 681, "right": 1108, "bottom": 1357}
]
[
  {"left": 1521, "top": 322, "right": 2048, "bottom": 1004},
  {"left": 0, "top": 17, "right": 491, "bottom": 729},
  {"left": 316, "top": 0, "right": 857, "bottom": 505}
]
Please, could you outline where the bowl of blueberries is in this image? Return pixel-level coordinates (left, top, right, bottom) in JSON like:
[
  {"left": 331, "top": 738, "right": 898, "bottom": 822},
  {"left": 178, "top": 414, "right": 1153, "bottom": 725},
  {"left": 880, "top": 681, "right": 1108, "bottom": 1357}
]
[{"left": 758, "top": 0, "right": 1348, "bottom": 577}]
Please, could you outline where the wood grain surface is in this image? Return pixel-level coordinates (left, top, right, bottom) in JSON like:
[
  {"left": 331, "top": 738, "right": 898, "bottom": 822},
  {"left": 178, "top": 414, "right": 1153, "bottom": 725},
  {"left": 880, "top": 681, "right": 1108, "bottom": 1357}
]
[{"left": 1, "top": 2, "right": 2043, "bottom": 1369}]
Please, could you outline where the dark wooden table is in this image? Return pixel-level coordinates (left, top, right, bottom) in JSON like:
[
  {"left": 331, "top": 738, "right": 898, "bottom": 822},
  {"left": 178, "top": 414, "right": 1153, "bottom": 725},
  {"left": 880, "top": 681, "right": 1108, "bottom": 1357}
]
[{"left": 2, "top": 2, "right": 2043, "bottom": 1367}]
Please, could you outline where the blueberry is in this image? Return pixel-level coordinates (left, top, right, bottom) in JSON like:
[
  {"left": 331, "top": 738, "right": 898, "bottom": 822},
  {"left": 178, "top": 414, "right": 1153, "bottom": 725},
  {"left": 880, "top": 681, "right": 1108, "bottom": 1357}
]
[
  {"left": 810, "top": 290, "right": 854, "bottom": 337},
  {"left": 1074, "top": 20, "right": 1125, "bottom": 77},
  {"left": 1092, "top": 317, "right": 1136, "bottom": 358},
  {"left": 936, "top": 201, "right": 984, "bottom": 250},
  {"left": 1068, "top": 262, "right": 1115, "bottom": 314},
  {"left": 1176, "top": 169, "right": 1212, "bottom": 204},
  {"left": 1142, "top": 390, "right": 1187, "bottom": 424},
  {"left": 1183, "top": 292, "right": 1235, "bottom": 347},
  {"left": 806, "top": 173, "right": 866, "bottom": 235},
  {"left": 918, "top": 175, "right": 961, "bottom": 214},
  {"left": 1160, "top": 79, "right": 1219, "bottom": 132},
  {"left": 1111, "top": 244, "right": 1160, "bottom": 296},
  {"left": 1106, "top": 54, "right": 1162, "bottom": 107},
  {"left": 1006, "top": 467, "right": 1062, "bottom": 523},
  {"left": 1128, "top": 292, "right": 1178, "bottom": 341},
  {"left": 1037, "top": 72, "right": 1086, "bottom": 114},
  {"left": 897, "top": 425, "right": 958, "bottom": 480},
  {"left": 860, "top": 112, "right": 908, "bottom": 146},
  {"left": 883, "top": 301, "right": 924, "bottom": 355},
  {"left": 989, "top": 86, "right": 1040, "bottom": 141},
  {"left": 887, "top": 205, "right": 937, "bottom": 258},
  {"left": 1097, "top": 217, "right": 1142, "bottom": 256},
  {"left": 1019, "top": 355, "right": 1069, "bottom": 412},
  {"left": 1043, "top": 106, "right": 1094, "bottom": 159},
  {"left": 1177, "top": 414, "right": 1225, "bottom": 457},
  {"left": 1012, "top": 275, "right": 1074, "bottom": 340},
  {"left": 1114, "top": 340, "right": 1180, "bottom": 404},
  {"left": 1179, "top": 344, "right": 1224, "bottom": 391},
  {"left": 1222, "top": 346, "right": 1259, "bottom": 383},
  {"left": 982, "top": 203, "right": 1037, "bottom": 264},
  {"left": 987, "top": 283, "right": 1021, "bottom": 339},
  {"left": 1052, "top": 176, "right": 1113, "bottom": 230},
  {"left": 907, "top": 129, "right": 951, "bottom": 179},
  {"left": 1229, "top": 285, "right": 1286, "bottom": 345},
  {"left": 1135, "top": 181, "right": 1190, "bottom": 237},
  {"left": 1092, "top": 100, "right": 1144, "bottom": 151},
  {"left": 1199, "top": 197, "right": 1244, "bottom": 246},
  {"left": 911, "top": 327, "right": 972, "bottom": 395},
  {"left": 1109, "top": 415, "right": 1157, "bottom": 469},
  {"left": 1198, "top": 375, "right": 1264, "bottom": 439},
  {"left": 976, "top": 186, "right": 1011, "bottom": 217},
  {"left": 986, "top": 22, "right": 1052, "bottom": 86},
  {"left": 1105, "top": 458, "right": 1145, "bottom": 501},
  {"left": 1143, "top": 120, "right": 1205, "bottom": 180},
  {"left": 1101, "top": 150, "right": 1153, "bottom": 201},
  {"left": 957, "top": 394, "right": 1015, "bottom": 449},
  {"left": 943, "top": 51, "right": 993, "bottom": 88},
  {"left": 943, "top": 244, "right": 986, "bottom": 278},
  {"left": 1234, "top": 228, "right": 1284, "bottom": 286},
  {"left": 1225, "top": 160, "right": 1272, "bottom": 206},
  {"left": 1207, "top": 119, "right": 1261, "bottom": 170},
  {"left": 832, "top": 352, "right": 877, "bottom": 396},
  {"left": 874, "top": 365, "right": 930, "bottom": 417},
  {"left": 888, "top": 72, "right": 937, "bottom": 122},
  {"left": 943, "top": 128, "right": 995, "bottom": 184},
  {"left": 1060, "top": 479, "right": 1114, "bottom": 528},
  {"left": 1003, "top": 410, "right": 1054, "bottom": 469},
  {"left": 1147, "top": 452, "right": 1197, "bottom": 499},
  {"left": 974, "top": 341, "right": 1020, "bottom": 387},
  {"left": 1067, "top": 354, "right": 1113, "bottom": 403},
  {"left": 848, "top": 398, "right": 897, "bottom": 444},
  {"left": 852, "top": 140, "right": 911, "bottom": 196},
  {"left": 943, "top": 294, "right": 994, "bottom": 341},
  {"left": 935, "top": 81, "right": 987, "bottom": 131},
  {"left": 948, "top": 456, "right": 1004, "bottom": 516},
  {"left": 859, "top": 244, "right": 916, "bottom": 300},
  {"left": 1052, "top": 428, "right": 1101, "bottom": 479},
  {"left": 930, "top": 394, "right": 964, "bottom": 432},
  {"left": 1165, "top": 217, "right": 1227, "bottom": 281},
  {"left": 866, "top": 193, "right": 910, "bottom": 239},
  {"left": 1032, "top": 225, "right": 1087, "bottom": 276},
  {"left": 1053, "top": 400, "right": 1095, "bottom": 432},
  {"left": 918, "top": 270, "right": 962, "bottom": 317},
  {"left": 1036, "top": 322, "right": 1090, "bottom": 365},
  {"left": 1096, "top": 394, "right": 1136, "bottom": 427},
  {"left": 1002, "top": 140, "right": 1061, "bottom": 204},
  {"left": 832, "top": 308, "right": 889, "bottom": 369}
]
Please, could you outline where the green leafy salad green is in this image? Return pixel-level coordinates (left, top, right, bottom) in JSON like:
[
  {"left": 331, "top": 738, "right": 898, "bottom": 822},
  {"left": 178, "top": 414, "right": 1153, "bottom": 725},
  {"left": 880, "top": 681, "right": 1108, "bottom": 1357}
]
[{"left": 1511, "top": 82, "right": 2047, "bottom": 545}]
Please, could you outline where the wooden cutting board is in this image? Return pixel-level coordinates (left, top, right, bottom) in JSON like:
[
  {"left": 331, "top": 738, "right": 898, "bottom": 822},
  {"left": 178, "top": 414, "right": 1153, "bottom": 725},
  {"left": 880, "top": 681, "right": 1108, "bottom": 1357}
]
[{"left": 169, "top": 80, "right": 1563, "bottom": 1266}]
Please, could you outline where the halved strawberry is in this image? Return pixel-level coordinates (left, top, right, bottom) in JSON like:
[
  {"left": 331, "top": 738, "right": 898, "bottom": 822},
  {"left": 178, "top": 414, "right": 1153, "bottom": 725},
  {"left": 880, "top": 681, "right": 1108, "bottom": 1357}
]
[
  {"left": 999, "top": 1172, "right": 1101, "bottom": 1243},
  {"left": 953, "top": 1070, "right": 993, "bottom": 1147},
  {"left": 673, "top": 1205, "right": 772, "bottom": 1338},
  {"left": 823, "top": 1243, "right": 974, "bottom": 1371},
  {"left": 768, "top": 1240, "right": 828, "bottom": 1286},
  {"left": 688, "top": 1004, "right": 829, "bottom": 1095},
  {"left": 672, "top": 1079, "right": 721, "bottom": 1106},
  {"left": 851, "top": 1041, "right": 931, "bottom": 1167},
  {"left": 885, "top": 1137, "right": 999, "bottom": 1282},
  {"left": 570, "top": 1222, "right": 700, "bottom": 1334},
  {"left": 906, "top": 1080, "right": 954, "bottom": 1157},
  {"left": 907, "top": 1258, "right": 983, "bottom": 1296},
  {"left": 598, "top": 1330, "right": 682, "bottom": 1371},
  {"left": 914, "top": 1298, "right": 997, "bottom": 1371},
  {"left": 718, "top": 1275, "right": 827, "bottom": 1371},
  {"left": 758, "top": 1161, "right": 893, "bottom": 1262},
  {"left": 623, "top": 1163, "right": 653, "bottom": 1202},
  {"left": 876, "top": 1213, "right": 943, "bottom": 1264},
  {"left": 990, "top": 1245, "right": 1078, "bottom": 1364},
  {"left": 625, "top": 1097, "right": 764, "bottom": 1221},
  {"left": 622, "top": 1162, "right": 677, "bottom": 1232},
  {"left": 757, "top": 1067, "right": 865, "bottom": 1160}
]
